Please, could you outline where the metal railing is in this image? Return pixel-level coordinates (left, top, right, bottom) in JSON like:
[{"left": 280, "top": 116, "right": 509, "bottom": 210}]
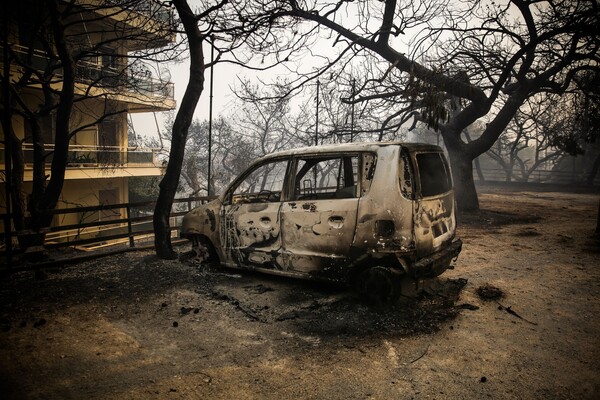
[
  {"left": 0, "top": 196, "right": 216, "bottom": 266},
  {"left": 474, "top": 167, "right": 600, "bottom": 186},
  {"left": 106, "top": 0, "right": 175, "bottom": 27},
  {"left": 0, "top": 144, "right": 163, "bottom": 169},
  {"left": 3, "top": 44, "right": 175, "bottom": 100},
  {"left": 76, "top": 60, "right": 175, "bottom": 100}
]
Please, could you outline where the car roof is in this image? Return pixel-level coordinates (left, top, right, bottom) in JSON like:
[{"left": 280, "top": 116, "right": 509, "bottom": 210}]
[{"left": 257, "top": 141, "right": 444, "bottom": 161}]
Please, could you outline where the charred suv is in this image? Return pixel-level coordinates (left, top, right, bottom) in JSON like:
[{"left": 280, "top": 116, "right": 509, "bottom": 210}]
[{"left": 181, "top": 142, "right": 462, "bottom": 301}]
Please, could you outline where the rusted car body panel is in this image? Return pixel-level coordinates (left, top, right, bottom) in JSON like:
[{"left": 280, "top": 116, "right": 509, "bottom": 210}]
[{"left": 181, "top": 142, "right": 462, "bottom": 295}]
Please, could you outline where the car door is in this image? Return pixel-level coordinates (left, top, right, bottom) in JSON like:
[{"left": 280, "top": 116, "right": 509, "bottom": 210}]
[
  {"left": 280, "top": 154, "right": 360, "bottom": 273},
  {"left": 220, "top": 158, "right": 289, "bottom": 269}
]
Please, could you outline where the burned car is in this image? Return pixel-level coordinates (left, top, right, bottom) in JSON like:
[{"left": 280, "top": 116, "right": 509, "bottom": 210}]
[{"left": 181, "top": 142, "right": 462, "bottom": 301}]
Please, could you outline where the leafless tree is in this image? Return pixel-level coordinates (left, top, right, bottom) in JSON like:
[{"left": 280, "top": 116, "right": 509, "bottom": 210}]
[
  {"left": 233, "top": 80, "right": 296, "bottom": 154},
  {"left": 176, "top": 86, "right": 299, "bottom": 200},
  {"left": 152, "top": 0, "right": 310, "bottom": 258},
  {"left": 486, "top": 95, "right": 565, "bottom": 182},
  {"left": 242, "top": 0, "right": 600, "bottom": 211},
  {"left": 172, "top": 116, "right": 251, "bottom": 196},
  {"left": 153, "top": 0, "right": 209, "bottom": 259}
]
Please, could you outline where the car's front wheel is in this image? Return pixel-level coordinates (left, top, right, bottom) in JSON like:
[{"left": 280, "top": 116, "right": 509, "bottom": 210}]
[{"left": 190, "top": 235, "right": 219, "bottom": 264}]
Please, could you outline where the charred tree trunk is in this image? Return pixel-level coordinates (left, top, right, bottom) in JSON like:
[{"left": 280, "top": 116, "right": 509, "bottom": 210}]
[
  {"left": 17, "top": 117, "right": 48, "bottom": 248},
  {"left": 153, "top": 0, "right": 205, "bottom": 259},
  {"left": 449, "top": 90, "right": 528, "bottom": 211},
  {"left": 1, "top": 9, "right": 18, "bottom": 254},
  {"left": 441, "top": 124, "right": 480, "bottom": 212},
  {"left": 463, "top": 128, "right": 484, "bottom": 183},
  {"left": 446, "top": 146, "right": 480, "bottom": 212},
  {"left": 587, "top": 153, "right": 600, "bottom": 187},
  {"left": 26, "top": 0, "right": 76, "bottom": 237},
  {"left": 5, "top": 0, "right": 75, "bottom": 251},
  {"left": 8, "top": 131, "right": 26, "bottom": 236},
  {"left": 596, "top": 199, "right": 600, "bottom": 237},
  {"left": 473, "top": 156, "right": 485, "bottom": 184},
  {"left": 29, "top": 116, "right": 47, "bottom": 221}
]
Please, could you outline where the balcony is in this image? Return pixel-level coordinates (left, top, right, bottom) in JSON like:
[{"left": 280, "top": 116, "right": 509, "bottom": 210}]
[
  {"left": 76, "top": 60, "right": 175, "bottom": 102},
  {"left": 120, "top": 0, "right": 175, "bottom": 27},
  {"left": 103, "top": 0, "right": 176, "bottom": 47},
  {"left": 31, "top": 144, "right": 162, "bottom": 166},
  {"left": 0, "top": 144, "right": 165, "bottom": 182},
  {"left": 2, "top": 45, "right": 175, "bottom": 105}
]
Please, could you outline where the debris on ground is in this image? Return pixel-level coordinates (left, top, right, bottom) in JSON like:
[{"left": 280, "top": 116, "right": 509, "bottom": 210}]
[
  {"left": 497, "top": 303, "right": 538, "bottom": 325},
  {"left": 0, "top": 189, "right": 598, "bottom": 399},
  {"left": 458, "top": 303, "right": 480, "bottom": 311},
  {"left": 476, "top": 284, "right": 504, "bottom": 301}
]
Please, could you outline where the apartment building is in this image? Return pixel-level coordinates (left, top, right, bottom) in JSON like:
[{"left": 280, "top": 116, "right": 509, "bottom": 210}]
[{"left": 1, "top": 0, "right": 176, "bottom": 243}]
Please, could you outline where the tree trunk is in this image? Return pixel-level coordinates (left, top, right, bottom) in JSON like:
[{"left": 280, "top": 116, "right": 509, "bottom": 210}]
[
  {"left": 153, "top": 0, "right": 205, "bottom": 259},
  {"left": 10, "top": 0, "right": 75, "bottom": 252},
  {"left": 462, "top": 128, "right": 484, "bottom": 183},
  {"left": 473, "top": 156, "right": 485, "bottom": 183},
  {"left": 442, "top": 125, "right": 480, "bottom": 212},
  {"left": 447, "top": 147, "right": 480, "bottom": 212},
  {"left": 596, "top": 199, "right": 600, "bottom": 237},
  {"left": 31, "top": 0, "right": 75, "bottom": 231},
  {"left": 586, "top": 153, "right": 600, "bottom": 186},
  {"left": 8, "top": 130, "right": 26, "bottom": 233},
  {"left": 505, "top": 167, "right": 512, "bottom": 182}
]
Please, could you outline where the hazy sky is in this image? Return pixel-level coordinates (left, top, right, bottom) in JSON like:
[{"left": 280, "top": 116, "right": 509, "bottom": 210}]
[{"left": 127, "top": 0, "right": 446, "bottom": 144}]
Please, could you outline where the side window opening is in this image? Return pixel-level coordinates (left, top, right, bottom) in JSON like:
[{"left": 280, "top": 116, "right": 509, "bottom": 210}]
[
  {"left": 227, "top": 159, "right": 288, "bottom": 204},
  {"left": 415, "top": 152, "right": 452, "bottom": 197},
  {"left": 293, "top": 155, "right": 359, "bottom": 200}
]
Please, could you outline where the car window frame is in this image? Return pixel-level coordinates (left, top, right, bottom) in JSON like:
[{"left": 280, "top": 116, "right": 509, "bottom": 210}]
[
  {"left": 288, "top": 151, "right": 375, "bottom": 201},
  {"left": 222, "top": 156, "right": 292, "bottom": 206}
]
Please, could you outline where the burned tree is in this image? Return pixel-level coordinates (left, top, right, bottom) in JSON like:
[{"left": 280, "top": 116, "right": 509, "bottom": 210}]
[
  {"left": 153, "top": 0, "right": 207, "bottom": 259},
  {"left": 251, "top": 0, "right": 600, "bottom": 211},
  {"left": 152, "top": 0, "right": 313, "bottom": 258},
  {"left": 177, "top": 116, "right": 266, "bottom": 197},
  {"left": 485, "top": 95, "right": 567, "bottom": 182}
]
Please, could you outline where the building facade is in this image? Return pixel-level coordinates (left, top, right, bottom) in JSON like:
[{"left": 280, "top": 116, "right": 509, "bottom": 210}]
[{"left": 1, "top": 0, "right": 176, "bottom": 245}]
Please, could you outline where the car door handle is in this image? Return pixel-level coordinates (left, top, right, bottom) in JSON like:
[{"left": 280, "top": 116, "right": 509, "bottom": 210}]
[
  {"left": 328, "top": 216, "right": 344, "bottom": 229},
  {"left": 259, "top": 216, "right": 271, "bottom": 228}
]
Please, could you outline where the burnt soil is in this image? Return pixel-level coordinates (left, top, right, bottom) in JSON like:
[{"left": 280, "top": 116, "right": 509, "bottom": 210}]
[{"left": 1, "top": 187, "right": 599, "bottom": 399}]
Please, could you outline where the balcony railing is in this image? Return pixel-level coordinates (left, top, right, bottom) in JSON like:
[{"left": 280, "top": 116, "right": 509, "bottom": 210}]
[
  {"left": 3, "top": 45, "right": 174, "bottom": 101},
  {"left": 0, "top": 144, "right": 164, "bottom": 169},
  {"left": 106, "top": 0, "right": 175, "bottom": 27},
  {"left": 76, "top": 61, "right": 175, "bottom": 100}
]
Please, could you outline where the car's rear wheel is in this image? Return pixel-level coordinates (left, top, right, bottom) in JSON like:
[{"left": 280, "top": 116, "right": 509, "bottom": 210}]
[{"left": 358, "top": 266, "right": 403, "bottom": 304}]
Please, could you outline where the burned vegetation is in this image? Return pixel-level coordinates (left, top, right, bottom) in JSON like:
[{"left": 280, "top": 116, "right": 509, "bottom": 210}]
[{"left": 0, "top": 249, "right": 468, "bottom": 342}]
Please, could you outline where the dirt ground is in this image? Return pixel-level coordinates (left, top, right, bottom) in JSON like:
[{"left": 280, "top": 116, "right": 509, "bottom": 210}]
[{"left": 1, "top": 187, "right": 599, "bottom": 399}]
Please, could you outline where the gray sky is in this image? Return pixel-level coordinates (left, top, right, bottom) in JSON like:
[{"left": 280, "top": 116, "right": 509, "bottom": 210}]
[{"left": 127, "top": 1, "right": 443, "bottom": 145}]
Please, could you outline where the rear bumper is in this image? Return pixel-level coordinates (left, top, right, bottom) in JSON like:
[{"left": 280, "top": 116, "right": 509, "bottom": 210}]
[{"left": 410, "top": 239, "right": 462, "bottom": 279}]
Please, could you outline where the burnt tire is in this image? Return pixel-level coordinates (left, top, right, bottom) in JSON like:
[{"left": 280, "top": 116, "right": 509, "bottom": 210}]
[
  {"left": 190, "top": 236, "right": 218, "bottom": 264},
  {"left": 359, "top": 266, "right": 402, "bottom": 304}
]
